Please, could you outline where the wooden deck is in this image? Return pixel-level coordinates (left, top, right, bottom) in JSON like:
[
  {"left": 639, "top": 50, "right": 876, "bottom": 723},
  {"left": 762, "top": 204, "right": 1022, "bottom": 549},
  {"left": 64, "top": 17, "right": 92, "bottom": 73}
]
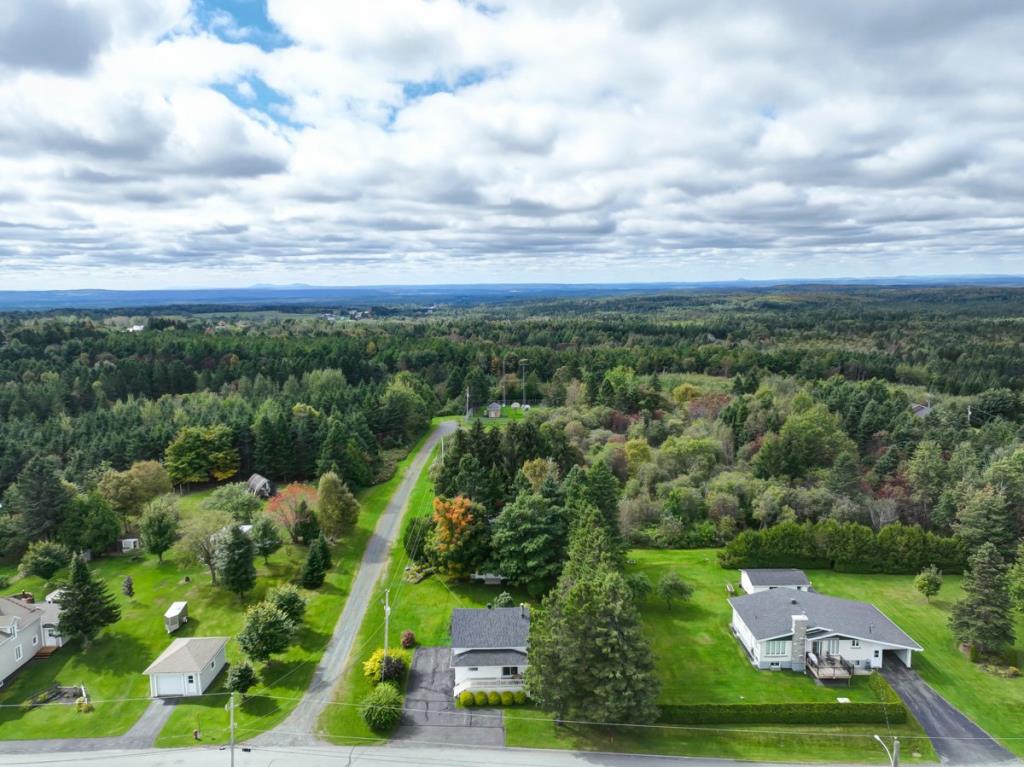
[
  {"left": 806, "top": 653, "right": 853, "bottom": 683},
  {"left": 32, "top": 646, "right": 61, "bottom": 659}
]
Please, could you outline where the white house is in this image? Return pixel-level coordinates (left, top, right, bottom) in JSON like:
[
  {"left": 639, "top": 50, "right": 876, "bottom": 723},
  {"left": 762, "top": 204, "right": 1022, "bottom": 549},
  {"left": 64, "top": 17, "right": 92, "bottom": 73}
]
[
  {"left": 450, "top": 606, "right": 529, "bottom": 697},
  {"left": 740, "top": 568, "right": 812, "bottom": 594},
  {"left": 0, "top": 597, "right": 63, "bottom": 688},
  {"left": 729, "top": 589, "right": 921, "bottom": 679},
  {"left": 144, "top": 636, "right": 228, "bottom": 697}
]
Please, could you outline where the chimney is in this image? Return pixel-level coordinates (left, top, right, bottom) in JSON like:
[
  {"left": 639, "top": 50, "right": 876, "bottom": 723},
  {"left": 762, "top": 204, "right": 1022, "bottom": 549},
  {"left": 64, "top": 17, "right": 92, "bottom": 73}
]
[{"left": 790, "top": 614, "right": 808, "bottom": 673}]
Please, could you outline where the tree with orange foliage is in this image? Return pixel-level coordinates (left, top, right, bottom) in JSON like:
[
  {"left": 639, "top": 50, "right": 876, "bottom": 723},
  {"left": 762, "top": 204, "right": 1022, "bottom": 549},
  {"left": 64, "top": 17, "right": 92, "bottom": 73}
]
[
  {"left": 267, "top": 484, "right": 319, "bottom": 543},
  {"left": 429, "top": 495, "right": 491, "bottom": 577}
]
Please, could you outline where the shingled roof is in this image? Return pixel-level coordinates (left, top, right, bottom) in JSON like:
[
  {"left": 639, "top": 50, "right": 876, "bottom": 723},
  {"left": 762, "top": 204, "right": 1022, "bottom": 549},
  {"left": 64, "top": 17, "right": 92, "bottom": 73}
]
[
  {"left": 741, "top": 568, "right": 812, "bottom": 587},
  {"left": 451, "top": 607, "right": 529, "bottom": 649},
  {"left": 144, "top": 637, "right": 229, "bottom": 674},
  {"left": 729, "top": 589, "right": 921, "bottom": 650}
]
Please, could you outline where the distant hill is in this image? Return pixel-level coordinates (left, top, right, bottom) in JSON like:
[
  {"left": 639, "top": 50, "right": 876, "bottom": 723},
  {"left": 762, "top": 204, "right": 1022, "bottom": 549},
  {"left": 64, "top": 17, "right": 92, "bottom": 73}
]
[{"left": 2, "top": 276, "right": 1024, "bottom": 311}]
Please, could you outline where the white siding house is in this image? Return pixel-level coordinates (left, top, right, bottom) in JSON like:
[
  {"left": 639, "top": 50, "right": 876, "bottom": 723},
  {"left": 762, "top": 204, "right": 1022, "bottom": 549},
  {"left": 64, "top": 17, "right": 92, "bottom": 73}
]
[
  {"left": 450, "top": 607, "right": 529, "bottom": 697},
  {"left": 729, "top": 589, "right": 921, "bottom": 679},
  {"left": 144, "top": 637, "right": 228, "bottom": 697},
  {"left": 0, "top": 597, "right": 63, "bottom": 688},
  {"left": 739, "top": 569, "right": 812, "bottom": 594}
]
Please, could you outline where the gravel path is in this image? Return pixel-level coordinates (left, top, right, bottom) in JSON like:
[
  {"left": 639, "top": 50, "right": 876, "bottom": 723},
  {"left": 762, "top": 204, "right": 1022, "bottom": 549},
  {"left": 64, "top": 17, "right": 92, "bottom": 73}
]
[{"left": 249, "top": 420, "right": 458, "bottom": 747}]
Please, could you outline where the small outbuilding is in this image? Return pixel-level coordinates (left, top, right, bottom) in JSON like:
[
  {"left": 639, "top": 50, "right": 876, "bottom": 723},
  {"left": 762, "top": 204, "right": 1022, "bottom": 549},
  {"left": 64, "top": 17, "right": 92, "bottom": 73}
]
[
  {"left": 164, "top": 601, "right": 189, "bottom": 633},
  {"left": 144, "top": 636, "right": 228, "bottom": 697},
  {"left": 740, "top": 569, "right": 812, "bottom": 595},
  {"left": 247, "top": 473, "right": 274, "bottom": 498},
  {"left": 486, "top": 402, "right": 502, "bottom": 418},
  {"left": 121, "top": 538, "right": 141, "bottom": 553},
  {"left": 45, "top": 589, "right": 65, "bottom": 605}
]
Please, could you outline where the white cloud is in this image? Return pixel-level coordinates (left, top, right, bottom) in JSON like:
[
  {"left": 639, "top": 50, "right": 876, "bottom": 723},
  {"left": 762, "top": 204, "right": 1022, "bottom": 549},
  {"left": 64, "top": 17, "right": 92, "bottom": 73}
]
[{"left": 1, "top": 0, "right": 1023, "bottom": 288}]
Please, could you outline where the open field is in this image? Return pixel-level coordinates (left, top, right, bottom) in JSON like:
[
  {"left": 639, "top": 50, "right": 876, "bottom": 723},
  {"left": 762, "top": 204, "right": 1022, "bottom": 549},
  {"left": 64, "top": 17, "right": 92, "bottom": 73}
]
[{"left": 0, "top": 431, "right": 433, "bottom": 745}]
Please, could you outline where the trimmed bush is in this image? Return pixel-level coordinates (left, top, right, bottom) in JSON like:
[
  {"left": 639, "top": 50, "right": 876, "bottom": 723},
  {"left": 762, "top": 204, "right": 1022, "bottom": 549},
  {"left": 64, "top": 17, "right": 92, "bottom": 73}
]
[
  {"left": 500, "top": 691, "right": 515, "bottom": 706},
  {"left": 487, "top": 691, "right": 501, "bottom": 706},
  {"left": 401, "top": 630, "right": 416, "bottom": 649},
  {"left": 362, "top": 682, "right": 404, "bottom": 732},
  {"left": 459, "top": 690, "right": 475, "bottom": 707},
  {"left": 513, "top": 691, "right": 527, "bottom": 704},
  {"left": 658, "top": 701, "right": 906, "bottom": 726},
  {"left": 362, "top": 648, "right": 411, "bottom": 684},
  {"left": 474, "top": 691, "right": 487, "bottom": 706}
]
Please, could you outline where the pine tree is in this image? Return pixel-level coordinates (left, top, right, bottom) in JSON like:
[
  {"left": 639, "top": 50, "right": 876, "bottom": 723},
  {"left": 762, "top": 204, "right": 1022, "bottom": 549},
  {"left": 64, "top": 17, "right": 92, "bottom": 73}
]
[
  {"left": 950, "top": 543, "right": 1015, "bottom": 656},
  {"left": 583, "top": 461, "right": 622, "bottom": 541},
  {"left": 300, "top": 535, "right": 330, "bottom": 589},
  {"left": 955, "top": 485, "right": 1018, "bottom": 559},
  {"left": 317, "top": 472, "right": 360, "bottom": 539},
  {"left": 13, "top": 455, "right": 70, "bottom": 542},
  {"left": 491, "top": 492, "right": 568, "bottom": 590},
  {"left": 58, "top": 554, "right": 121, "bottom": 647},
  {"left": 122, "top": 576, "right": 134, "bottom": 600},
  {"left": 250, "top": 515, "right": 283, "bottom": 564},
  {"left": 216, "top": 525, "right": 257, "bottom": 600}
]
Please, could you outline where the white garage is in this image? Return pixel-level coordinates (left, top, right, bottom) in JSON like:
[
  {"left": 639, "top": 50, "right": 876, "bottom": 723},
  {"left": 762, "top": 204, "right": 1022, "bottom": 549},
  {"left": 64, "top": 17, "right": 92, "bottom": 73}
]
[{"left": 144, "top": 636, "right": 229, "bottom": 698}]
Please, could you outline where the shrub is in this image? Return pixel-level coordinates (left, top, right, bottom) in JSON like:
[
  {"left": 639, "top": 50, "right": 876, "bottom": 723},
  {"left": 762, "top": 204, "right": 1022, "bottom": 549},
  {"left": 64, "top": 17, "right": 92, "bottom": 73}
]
[
  {"left": 361, "top": 682, "right": 404, "bottom": 732},
  {"left": 380, "top": 654, "right": 407, "bottom": 684},
  {"left": 487, "top": 691, "right": 501, "bottom": 706},
  {"left": 20, "top": 541, "right": 71, "bottom": 580},
  {"left": 459, "top": 690, "right": 475, "bottom": 707},
  {"left": 513, "top": 691, "right": 527, "bottom": 704},
  {"left": 362, "top": 648, "right": 411, "bottom": 684},
  {"left": 500, "top": 691, "right": 515, "bottom": 706},
  {"left": 75, "top": 697, "right": 94, "bottom": 714},
  {"left": 0, "top": 576, "right": 9, "bottom": 590},
  {"left": 474, "top": 691, "right": 487, "bottom": 706},
  {"left": 401, "top": 630, "right": 416, "bottom": 649}
]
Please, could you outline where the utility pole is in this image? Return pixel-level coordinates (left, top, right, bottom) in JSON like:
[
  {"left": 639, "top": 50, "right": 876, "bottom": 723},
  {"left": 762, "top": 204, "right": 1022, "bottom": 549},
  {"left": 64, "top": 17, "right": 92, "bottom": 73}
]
[
  {"left": 383, "top": 588, "right": 392, "bottom": 657},
  {"left": 502, "top": 357, "right": 507, "bottom": 408},
  {"left": 520, "top": 359, "right": 528, "bottom": 406},
  {"left": 228, "top": 691, "right": 236, "bottom": 767},
  {"left": 967, "top": 404, "right": 972, "bottom": 425},
  {"left": 874, "top": 734, "right": 899, "bottom": 767},
  {"left": 465, "top": 386, "right": 471, "bottom": 420}
]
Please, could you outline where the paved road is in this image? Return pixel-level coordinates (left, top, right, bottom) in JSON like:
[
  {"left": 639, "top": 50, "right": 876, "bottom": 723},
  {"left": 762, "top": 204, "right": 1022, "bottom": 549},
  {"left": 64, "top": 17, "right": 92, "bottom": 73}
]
[
  {"left": 0, "top": 697, "right": 176, "bottom": 754},
  {"left": 0, "top": 744, "right": 822, "bottom": 767},
  {"left": 395, "top": 646, "right": 505, "bottom": 746},
  {"left": 881, "top": 657, "right": 1016, "bottom": 765},
  {"left": 251, "top": 420, "right": 458, "bottom": 747}
]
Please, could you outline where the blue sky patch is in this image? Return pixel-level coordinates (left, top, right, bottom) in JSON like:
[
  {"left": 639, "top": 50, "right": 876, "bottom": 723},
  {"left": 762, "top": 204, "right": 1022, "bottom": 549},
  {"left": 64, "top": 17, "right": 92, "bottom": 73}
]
[{"left": 195, "top": 0, "right": 290, "bottom": 51}]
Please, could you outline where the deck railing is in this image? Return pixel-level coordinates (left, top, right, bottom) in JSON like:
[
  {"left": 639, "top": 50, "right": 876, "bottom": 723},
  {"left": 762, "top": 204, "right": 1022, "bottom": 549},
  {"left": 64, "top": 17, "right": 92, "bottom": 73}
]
[
  {"left": 454, "top": 676, "right": 525, "bottom": 696},
  {"left": 806, "top": 653, "right": 854, "bottom": 680}
]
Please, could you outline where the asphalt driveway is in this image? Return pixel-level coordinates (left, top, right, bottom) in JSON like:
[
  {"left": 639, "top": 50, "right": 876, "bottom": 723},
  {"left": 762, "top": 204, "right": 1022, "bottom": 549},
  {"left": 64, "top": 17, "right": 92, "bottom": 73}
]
[
  {"left": 392, "top": 646, "right": 505, "bottom": 746},
  {"left": 881, "top": 657, "right": 1016, "bottom": 765}
]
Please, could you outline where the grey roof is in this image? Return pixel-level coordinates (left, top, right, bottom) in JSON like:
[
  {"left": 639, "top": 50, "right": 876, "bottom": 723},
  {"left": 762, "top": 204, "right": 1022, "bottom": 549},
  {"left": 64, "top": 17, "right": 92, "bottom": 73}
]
[
  {"left": 0, "top": 597, "right": 44, "bottom": 635},
  {"left": 144, "top": 637, "right": 229, "bottom": 675},
  {"left": 729, "top": 589, "right": 922, "bottom": 650},
  {"left": 741, "top": 569, "right": 811, "bottom": 587},
  {"left": 487, "top": 402, "right": 501, "bottom": 409},
  {"left": 451, "top": 607, "right": 529, "bottom": 649},
  {"left": 451, "top": 649, "right": 528, "bottom": 667}
]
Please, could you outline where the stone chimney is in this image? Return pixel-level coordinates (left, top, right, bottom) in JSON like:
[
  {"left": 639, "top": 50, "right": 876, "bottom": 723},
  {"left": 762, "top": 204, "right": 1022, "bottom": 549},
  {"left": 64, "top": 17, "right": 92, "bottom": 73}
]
[{"left": 790, "top": 614, "right": 808, "bottom": 672}]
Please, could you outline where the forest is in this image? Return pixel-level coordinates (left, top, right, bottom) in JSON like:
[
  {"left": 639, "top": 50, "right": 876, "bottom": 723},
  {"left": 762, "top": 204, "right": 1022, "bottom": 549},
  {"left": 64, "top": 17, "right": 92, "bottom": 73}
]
[{"left": 2, "top": 285, "right": 1024, "bottom": 586}]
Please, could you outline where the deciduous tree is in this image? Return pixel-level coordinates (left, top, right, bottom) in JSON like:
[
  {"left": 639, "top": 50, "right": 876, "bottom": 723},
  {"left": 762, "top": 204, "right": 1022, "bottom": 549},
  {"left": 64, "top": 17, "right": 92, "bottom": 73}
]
[
  {"left": 138, "top": 496, "right": 180, "bottom": 562},
  {"left": 174, "top": 509, "right": 231, "bottom": 583},
  {"left": 237, "top": 601, "right": 294, "bottom": 664},
  {"left": 914, "top": 565, "right": 943, "bottom": 601},
  {"left": 491, "top": 492, "right": 568, "bottom": 591},
  {"left": 249, "top": 514, "right": 283, "bottom": 564},
  {"left": 428, "top": 495, "right": 490, "bottom": 577},
  {"left": 317, "top": 472, "right": 359, "bottom": 539}
]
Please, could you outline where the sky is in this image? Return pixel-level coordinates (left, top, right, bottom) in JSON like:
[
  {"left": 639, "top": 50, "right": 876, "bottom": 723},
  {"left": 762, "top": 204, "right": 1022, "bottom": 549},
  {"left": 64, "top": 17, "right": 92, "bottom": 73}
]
[{"left": 0, "top": 1, "right": 1023, "bottom": 289}]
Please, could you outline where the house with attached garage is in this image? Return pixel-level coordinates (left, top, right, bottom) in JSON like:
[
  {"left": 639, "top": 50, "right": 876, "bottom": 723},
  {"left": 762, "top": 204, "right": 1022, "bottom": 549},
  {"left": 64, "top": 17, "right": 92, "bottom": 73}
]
[
  {"left": 450, "top": 606, "right": 529, "bottom": 697},
  {"left": 729, "top": 586, "right": 921, "bottom": 681},
  {"left": 144, "top": 636, "right": 228, "bottom": 697},
  {"left": 0, "top": 596, "right": 63, "bottom": 687},
  {"left": 740, "top": 568, "right": 812, "bottom": 594}
]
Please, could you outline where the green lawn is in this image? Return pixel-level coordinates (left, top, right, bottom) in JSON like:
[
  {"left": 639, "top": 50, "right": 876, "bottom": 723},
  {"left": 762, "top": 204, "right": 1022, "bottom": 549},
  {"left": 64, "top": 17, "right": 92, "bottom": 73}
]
[{"left": 0, "top": 429, "right": 436, "bottom": 745}]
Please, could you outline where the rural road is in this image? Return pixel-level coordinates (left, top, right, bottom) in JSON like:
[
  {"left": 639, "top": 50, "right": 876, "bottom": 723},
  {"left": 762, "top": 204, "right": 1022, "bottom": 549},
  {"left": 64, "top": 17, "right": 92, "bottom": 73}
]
[{"left": 250, "top": 419, "right": 458, "bottom": 746}]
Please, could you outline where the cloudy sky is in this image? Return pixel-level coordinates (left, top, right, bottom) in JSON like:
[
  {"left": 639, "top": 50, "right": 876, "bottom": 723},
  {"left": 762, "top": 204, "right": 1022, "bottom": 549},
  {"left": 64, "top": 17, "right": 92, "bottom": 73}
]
[{"left": 1, "top": 0, "right": 1022, "bottom": 289}]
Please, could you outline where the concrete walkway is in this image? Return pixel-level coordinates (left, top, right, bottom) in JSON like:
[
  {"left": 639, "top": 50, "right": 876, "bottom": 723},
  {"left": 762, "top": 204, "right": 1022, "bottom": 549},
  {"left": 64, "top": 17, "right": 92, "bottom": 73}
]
[
  {"left": 250, "top": 419, "right": 458, "bottom": 746},
  {"left": 881, "top": 657, "right": 1017, "bottom": 765},
  {"left": 0, "top": 697, "right": 176, "bottom": 754}
]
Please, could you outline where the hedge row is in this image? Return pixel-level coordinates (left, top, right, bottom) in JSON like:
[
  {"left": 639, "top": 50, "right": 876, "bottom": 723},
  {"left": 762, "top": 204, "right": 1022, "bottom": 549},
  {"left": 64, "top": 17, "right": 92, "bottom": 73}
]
[
  {"left": 719, "top": 520, "right": 965, "bottom": 574},
  {"left": 458, "top": 690, "right": 528, "bottom": 707},
  {"left": 659, "top": 701, "right": 906, "bottom": 725}
]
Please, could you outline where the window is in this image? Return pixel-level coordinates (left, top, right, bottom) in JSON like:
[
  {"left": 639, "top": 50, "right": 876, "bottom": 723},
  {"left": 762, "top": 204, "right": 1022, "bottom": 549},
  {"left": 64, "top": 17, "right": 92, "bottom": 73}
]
[
  {"left": 764, "top": 640, "right": 787, "bottom": 657},
  {"left": 14, "top": 645, "right": 23, "bottom": 661},
  {"left": 826, "top": 639, "right": 840, "bottom": 654},
  {"left": 874, "top": 650, "right": 880, "bottom": 658},
  {"left": 501, "top": 666, "right": 519, "bottom": 676},
  {"left": 851, "top": 639, "right": 860, "bottom": 648},
  {"left": 468, "top": 667, "right": 478, "bottom": 672},
  {"left": 31, "top": 636, "right": 38, "bottom": 646},
  {"left": 187, "top": 675, "right": 194, "bottom": 685}
]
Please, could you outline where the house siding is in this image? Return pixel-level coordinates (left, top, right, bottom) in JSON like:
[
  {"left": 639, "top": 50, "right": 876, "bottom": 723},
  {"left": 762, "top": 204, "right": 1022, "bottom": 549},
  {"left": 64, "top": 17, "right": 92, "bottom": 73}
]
[{"left": 0, "top": 614, "right": 45, "bottom": 686}]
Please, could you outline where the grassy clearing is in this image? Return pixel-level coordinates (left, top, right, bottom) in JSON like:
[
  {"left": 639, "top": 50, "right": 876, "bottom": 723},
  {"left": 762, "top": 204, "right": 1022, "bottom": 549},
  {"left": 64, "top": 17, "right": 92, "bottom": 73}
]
[{"left": 0, "top": 430, "right": 432, "bottom": 744}]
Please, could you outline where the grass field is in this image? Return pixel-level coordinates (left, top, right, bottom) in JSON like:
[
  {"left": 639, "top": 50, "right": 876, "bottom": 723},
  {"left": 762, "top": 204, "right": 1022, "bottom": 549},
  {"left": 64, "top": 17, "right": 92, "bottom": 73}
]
[{"left": 0, "top": 430, "right": 434, "bottom": 745}]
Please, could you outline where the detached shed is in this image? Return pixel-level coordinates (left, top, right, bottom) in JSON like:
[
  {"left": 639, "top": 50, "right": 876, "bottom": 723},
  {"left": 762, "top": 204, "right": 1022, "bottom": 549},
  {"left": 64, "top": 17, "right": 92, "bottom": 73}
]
[
  {"left": 247, "top": 473, "right": 274, "bottom": 498},
  {"left": 164, "top": 601, "right": 189, "bottom": 633},
  {"left": 144, "top": 636, "right": 228, "bottom": 697},
  {"left": 121, "top": 538, "right": 141, "bottom": 553}
]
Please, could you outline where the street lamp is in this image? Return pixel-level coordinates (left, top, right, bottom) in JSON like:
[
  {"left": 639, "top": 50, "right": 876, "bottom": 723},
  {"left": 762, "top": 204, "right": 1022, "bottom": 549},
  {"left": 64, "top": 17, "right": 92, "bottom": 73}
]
[
  {"left": 874, "top": 734, "right": 899, "bottom": 767},
  {"left": 519, "top": 359, "right": 528, "bottom": 406}
]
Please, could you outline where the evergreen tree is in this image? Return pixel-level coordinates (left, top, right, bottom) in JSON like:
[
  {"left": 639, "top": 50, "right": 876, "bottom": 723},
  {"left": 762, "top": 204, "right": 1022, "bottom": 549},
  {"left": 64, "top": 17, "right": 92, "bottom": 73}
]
[
  {"left": 122, "top": 575, "right": 134, "bottom": 600},
  {"left": 317, "top": 471, "right": 360, "bottom": 539},
  {"left": 268, "top": 584, "right": 307, "bottom": 625},
  {"left": 526, "top": 567, "right": 659, "bottom": 723},
  {"left": 12, "top": 455, "right": 70, "bottom": 542},
  {"left": 58, "top": 554, "right": 121, "bottom": 647},
  {"left": 950, "top": 543, "right": 1015, "bottom": 656},
  {"left": 1009, "top": 543, "right": 1024, "bottom": 613},
  {"left": 250, "top": 515, "right": 283, "bottom": 563},
  {"left": 491, "top": 492, "right": 568, "bottom": 591},
  {"left": 215, "top": 525, "right": 257, "bottom": 600},
  {"left": 561, "top": 503, "right": 624, "bottom": 582},
  {"left": 300, "top": 535, "right": 330, "bottom": 588},
  {"left": 582, "top": 461, "right": 622, "bottom": 541},
  {"left": 954, "top": 485, "right": 1018, "bottom": 559}
]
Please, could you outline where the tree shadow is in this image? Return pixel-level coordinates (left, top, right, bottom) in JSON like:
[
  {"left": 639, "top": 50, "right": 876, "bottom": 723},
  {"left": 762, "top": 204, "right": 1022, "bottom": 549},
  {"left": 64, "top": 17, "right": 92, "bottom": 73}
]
[
  {"left": 296, "top": 628, "right": 330, "bottom": 652},
  {"left": 261, "top": 659, "right": 312, "bottom": 691}
]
